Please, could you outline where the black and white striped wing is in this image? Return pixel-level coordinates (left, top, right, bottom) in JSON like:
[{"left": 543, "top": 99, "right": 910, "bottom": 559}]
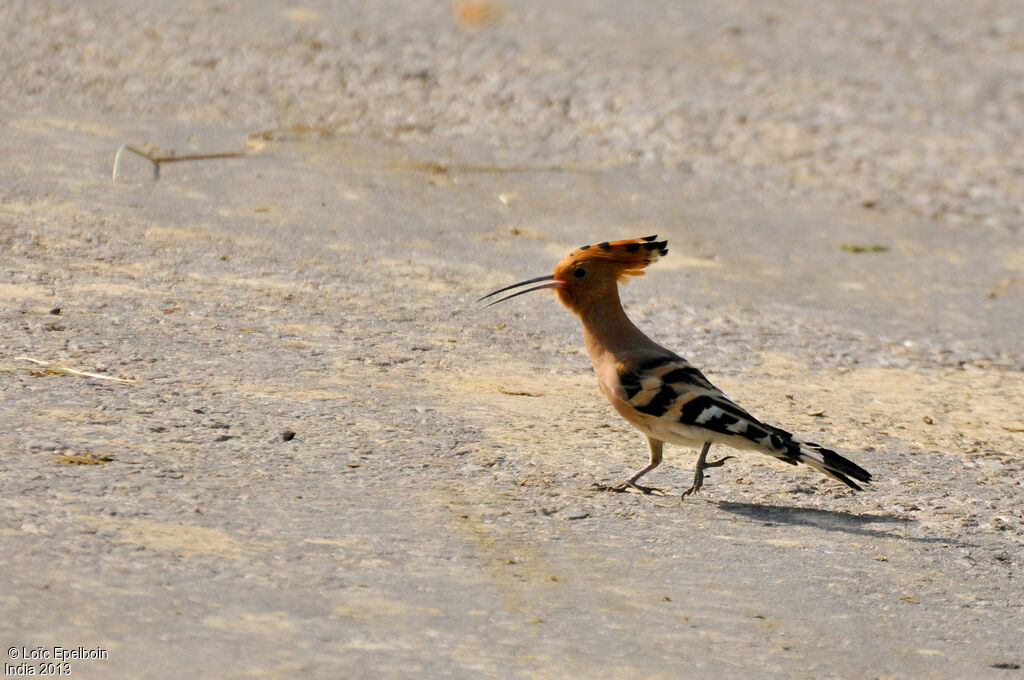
[
  {"left": 618, "top": 355, "right": 779, "bottom": 444},
  {"left": 615, "top": 355, "right": 871, "bottom": 489}
]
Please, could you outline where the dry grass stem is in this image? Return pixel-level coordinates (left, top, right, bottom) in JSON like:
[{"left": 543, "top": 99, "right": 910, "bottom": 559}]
[{"left": 14, "top": 357, "right": 136, "bottom": 384}]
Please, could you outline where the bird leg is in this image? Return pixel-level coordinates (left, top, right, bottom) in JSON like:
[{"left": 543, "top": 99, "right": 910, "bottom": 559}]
[
  {"left": 680, "top": 442, "right": 735, "bottom": 499},
  {"left": 593, "top": 437, "right": 666, "bottom": 495}
]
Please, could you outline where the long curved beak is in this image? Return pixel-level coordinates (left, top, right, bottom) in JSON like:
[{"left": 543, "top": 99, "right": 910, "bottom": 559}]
[{"left": 477, "top": 274, "right": 563, "bottom": 307}]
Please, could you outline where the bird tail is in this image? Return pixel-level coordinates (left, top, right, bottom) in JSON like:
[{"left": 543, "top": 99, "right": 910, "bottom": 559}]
[{"left": 769, "top": 428, "right": 872, "bottom": 490}]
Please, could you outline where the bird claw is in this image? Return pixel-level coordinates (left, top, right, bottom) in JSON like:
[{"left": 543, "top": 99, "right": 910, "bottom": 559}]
[
  {"left": 679, "top": 478, "right": 703, "bottom": 499},
  {"left": 591, "top": 481, "right": 667, "bottom": 496},
  {"left": 680, "top": 455, "right": 735, "bottom": 499}
]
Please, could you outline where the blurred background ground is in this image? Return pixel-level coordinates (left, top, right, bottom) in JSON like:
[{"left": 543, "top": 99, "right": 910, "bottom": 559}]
[{"left": 1, "top": 1, "right": 1022, "bottom": 678}]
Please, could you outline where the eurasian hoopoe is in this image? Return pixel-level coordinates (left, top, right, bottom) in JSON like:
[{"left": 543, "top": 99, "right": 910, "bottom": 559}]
[{"left": 480, "top": 235, "right": 872, "bottom": 498}]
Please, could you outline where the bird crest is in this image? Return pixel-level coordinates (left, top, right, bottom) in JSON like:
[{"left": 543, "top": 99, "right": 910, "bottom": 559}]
[{"left": 557, "top": 235, "right": 668, "bottom": 280}]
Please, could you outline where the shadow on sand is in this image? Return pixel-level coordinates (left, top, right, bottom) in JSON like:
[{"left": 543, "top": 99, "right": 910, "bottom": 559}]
[{"left": 715, "top": 501, "right": 969, "bottom": 547}]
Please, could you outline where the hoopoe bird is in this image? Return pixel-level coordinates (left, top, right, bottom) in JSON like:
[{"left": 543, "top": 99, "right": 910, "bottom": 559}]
[{"left": 479, "top": 235, "right": 871, "bottom": 498}]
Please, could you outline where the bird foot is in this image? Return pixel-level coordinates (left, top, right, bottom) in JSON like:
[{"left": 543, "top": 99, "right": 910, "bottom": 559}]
[
  {"left": 680, "top": 456, "right": 735, "bottom": 500},
  {"left": 679, "top": 477, "right": 703, "bottom": 499},
  {"left": 591, "top": 481, "right": 667, "bottom": 496}
]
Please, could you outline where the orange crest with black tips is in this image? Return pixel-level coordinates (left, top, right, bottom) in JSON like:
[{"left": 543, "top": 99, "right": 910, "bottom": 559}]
[{"left": 554, "top": 235, "right": 668, "bottom": 281}]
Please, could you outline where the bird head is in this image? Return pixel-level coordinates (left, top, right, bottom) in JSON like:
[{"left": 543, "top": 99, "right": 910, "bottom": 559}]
[{"left": 478, "top": 235, "right": 668, "bottom": 314}]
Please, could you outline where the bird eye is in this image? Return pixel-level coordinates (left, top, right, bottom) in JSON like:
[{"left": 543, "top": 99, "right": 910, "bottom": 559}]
[{"left": 574, "top": 268, "right": 587, "bottom": 278}]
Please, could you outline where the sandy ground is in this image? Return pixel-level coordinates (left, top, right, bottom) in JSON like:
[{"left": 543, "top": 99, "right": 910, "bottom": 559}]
[{"left": 1, "top": 1, "right": 1023, "bottom": 678}]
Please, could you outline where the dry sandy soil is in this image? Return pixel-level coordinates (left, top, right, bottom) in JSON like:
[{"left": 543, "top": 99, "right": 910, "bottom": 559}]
[{"left": 1, "top": 1, "right": 1023, "bottom": 678}]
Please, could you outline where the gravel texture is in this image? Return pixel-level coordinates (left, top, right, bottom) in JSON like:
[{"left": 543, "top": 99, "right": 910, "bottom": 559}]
[{"left": 1, "top": 1, "right": 1023, "bottom": 678}]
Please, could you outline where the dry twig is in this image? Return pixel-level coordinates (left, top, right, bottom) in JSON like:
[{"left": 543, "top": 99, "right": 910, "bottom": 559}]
[{"left": 13, "top": 357, "right": 136, "bottom": 384}]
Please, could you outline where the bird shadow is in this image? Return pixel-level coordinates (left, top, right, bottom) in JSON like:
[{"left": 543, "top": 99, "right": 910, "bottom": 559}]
[{"left": 714, "top": 500, "right": 972, "bottom": 548}]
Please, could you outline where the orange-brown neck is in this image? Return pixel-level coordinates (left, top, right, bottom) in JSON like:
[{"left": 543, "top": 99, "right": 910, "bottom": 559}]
[{"left": 563, "top": 285, "right": 664, "bottom": 364}]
